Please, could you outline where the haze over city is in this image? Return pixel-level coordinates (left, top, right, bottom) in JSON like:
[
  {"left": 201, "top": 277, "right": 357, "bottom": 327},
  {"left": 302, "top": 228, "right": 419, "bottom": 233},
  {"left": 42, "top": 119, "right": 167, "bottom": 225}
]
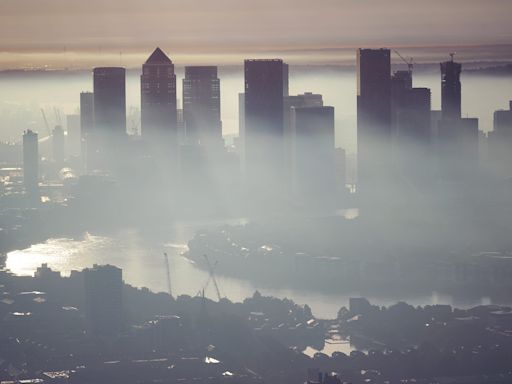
[{"left": 1, "top": 1, "right": 512, "bottom": 383}]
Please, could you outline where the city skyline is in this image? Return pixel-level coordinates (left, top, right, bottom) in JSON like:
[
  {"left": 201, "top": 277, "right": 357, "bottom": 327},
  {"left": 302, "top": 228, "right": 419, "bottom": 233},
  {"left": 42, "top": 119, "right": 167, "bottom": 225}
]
[{"left": 1, "top": 2, "right": 512, "bottom": 383}]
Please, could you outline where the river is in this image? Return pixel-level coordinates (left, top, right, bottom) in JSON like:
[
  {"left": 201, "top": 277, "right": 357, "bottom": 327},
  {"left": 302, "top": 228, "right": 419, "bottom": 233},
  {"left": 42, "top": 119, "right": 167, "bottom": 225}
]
[{"left": 5, "top": 219, "right": 495, "bottom": 319}]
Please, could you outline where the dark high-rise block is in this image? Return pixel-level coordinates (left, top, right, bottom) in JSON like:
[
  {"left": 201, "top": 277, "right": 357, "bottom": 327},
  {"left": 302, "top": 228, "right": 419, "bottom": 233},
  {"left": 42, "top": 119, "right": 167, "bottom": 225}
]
[
  {"left": 357, "top": 48, "right": 392, "bottom": 194},
  {"left": 80, "top": 92, "right": 94, "bottom": 139},
  {"left": 183, "top": 66, "right": 222, "bottom": 149},
  {"left": 441, "top": 57, "right": 462, "bottom": 120},
  {"left": 291, "top": 106, "right": 336, "bottom": 207},
  {"left": 357, "top": 48, "right": 392, "bottom": 138},
  {"left": 393, "top": 83, "right": 432, "bottom": 186},
  {"left": 394, "top": 87, "right": 432, "bottom": 143},
  {"left": 80, "top": 92, "right": 95, "bottom": 171},
  {"left": 391, "top": 70, "right": 412, "bottom": 132},
  {"left": 284, "top": 92, "right": 324, "bottom": 186},
  {"left": 80, "top": 92, "right": 94, "bottom": 171},
  {"left": 282, "top": 63, "right": 289, "bottom": 97},
  {"left": 244, "top": 59, "right": 285, "bottom": 192},
  {"left": 141, "top": 47, "right": 177, "bottom": 143},
  {"left": 84, "top": 264, "right": 123, "bottom": 338},
  {"left": 238, "top": 93, "right": 245, "bottom": 166},
  {"left": 488, "top": 101, "right": 512, "bottom": 178},
  {"left": 23, "top": 129, "right": 38, "bottom": 195},
  {"left": 438, "top": 117, "right": 479, "bottom": 180},
  {"left": 93, "top": 67, "right": 126, "bottom": 137},
  {"left": 92, "top": 67, "right": 126, "bottom": 170}
]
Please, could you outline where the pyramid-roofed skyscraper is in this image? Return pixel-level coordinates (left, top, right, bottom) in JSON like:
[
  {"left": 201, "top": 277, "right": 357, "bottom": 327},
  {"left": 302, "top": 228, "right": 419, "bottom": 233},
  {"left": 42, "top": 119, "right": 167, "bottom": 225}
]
[
  {"left": 141, "top": 47, "right": 177, "bottom": 143},
  {"left": 145, "top": 47, "right": 173, "bottom": 64}
]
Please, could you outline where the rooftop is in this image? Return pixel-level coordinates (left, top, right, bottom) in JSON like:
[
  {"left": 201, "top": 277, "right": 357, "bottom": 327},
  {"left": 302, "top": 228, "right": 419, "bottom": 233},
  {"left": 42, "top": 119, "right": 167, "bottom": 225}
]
[{"left": 145, "top": 47, "right": 172, "bottom": 64}]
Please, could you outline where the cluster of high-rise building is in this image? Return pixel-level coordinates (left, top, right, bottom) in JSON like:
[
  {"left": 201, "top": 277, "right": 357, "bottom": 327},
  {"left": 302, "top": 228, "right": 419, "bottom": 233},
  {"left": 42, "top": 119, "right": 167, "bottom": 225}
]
[
  {"left": 355, "top": 48, "right": 510, "bottom": 210},
  {"left": 20, "top": 47, "right": 512, "bottom": 215},
  {"left": 72, "top": 48, "right": 340, "bottom": 213}
]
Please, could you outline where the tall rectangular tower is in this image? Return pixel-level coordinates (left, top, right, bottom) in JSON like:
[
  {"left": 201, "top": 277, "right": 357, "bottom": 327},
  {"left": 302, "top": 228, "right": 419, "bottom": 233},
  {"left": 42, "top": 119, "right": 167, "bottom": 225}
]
[
  {"left": 83, "top": 264, "right": 123, "bottom": 338},
  {"left": 93, "top": 67, "right": 126, "bottom": 137},
  {"left": 183, "top": 66, "right": 222, "bottom": 149},
  {"left": 488, "top": 101, "right": 512, "bottom": 178},
  {"left": 92, "top": 67, "right": 126, "bottom": 170},
  {"left": 357, "top": 48, "right": 392, "bottom": 195},
  {"left": 291, "top": 106, "right": 336, "bottom": 208},
  {"left": 440, "top": 56, "right": 462, "bottom": 120},
  {"left": 80, "top": 92, "right": 94, "bottom": 139},
  {"left": 22, "top": 129, "right": 39, "bottom": 196},
  {"left": 244, "top": 59, "right": 285, "bottom": 193},
  {"left": 141, "top": 47, "right": 177, "bottom": 144}
]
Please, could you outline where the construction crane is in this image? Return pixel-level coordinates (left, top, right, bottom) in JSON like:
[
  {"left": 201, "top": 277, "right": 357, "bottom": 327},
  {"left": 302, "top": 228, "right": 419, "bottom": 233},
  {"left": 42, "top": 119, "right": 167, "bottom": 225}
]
[
  {"left": 393, "top": 49, "right": 414, "bottom": 74},
  {"left": 53, "top": 107, "right": 62, "bottom": 126},
  {"left": 196, "top": 259, "right": 218, "bottom": 297},
  {"left": 200, "top": 255, "right": 222, "bottom": 301},
  {"left": 204, "top": 255, "right": 222, "bottom": 301},
  {"left": 40, "top": 108, "right": 52, "bottom": 137},
  {"left": 163, "top": 252, "right": 172, "bottom": 298}
]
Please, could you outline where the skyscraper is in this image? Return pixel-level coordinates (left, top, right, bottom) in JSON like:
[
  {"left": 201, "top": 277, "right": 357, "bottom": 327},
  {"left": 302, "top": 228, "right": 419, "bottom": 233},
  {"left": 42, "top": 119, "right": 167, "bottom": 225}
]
[
  {"left": 440, "top": 56, "right": 462, "bottom": 120},
  {"left": 66, "top": 114, "right": 81, "bottom": 158},
  {"left": 291, "top": 106, "right": 336, "bottom": 208},
  {"left": 438, "top": 118, "right": 479, "bottom": 180},
  {"left": 391, "top": 70, "right": 431, "bottom": 143},
  {"left": 390, "top": 67, "right": 433, "bottom": 187},
  {"left": 395, "top": 88, "right": 431, "bottom": 142},
  {"left": 488, "top": 101, "right": 512, "bottom": 178},
  {"left": 438, "top": 58, "right": 478, "bottom": 181},
  {"left": 141, "top": 47, "right": 177, "bottom": 144},
  {"left": 238, "top": 93, "right": 245, "bottom": 167},
  {"left": 83, "top": 264, "right": 123, "bottom": 338},
  {"left": 282, "top": 63, "right": 289, "bottom": 97},
  {"left": 93, "top": 67, "right": 126, "bottom": 137},
  {"left": 244, "top": 59, "right": 285, "bottom": 195},
  {"left": 357, "top": 48, "right": 392, "bottom": 195},
  {"left": 92, "top": 67, "right": 126, "bottom": 170},
  {"left": 183, "top": 66, "right": 222, "bottom": 149},
  {"left": 80, "top": 92, "right": 94, "bottom": 170},
  {"left": 22, "top": 129, "right": 38, "bottom": 196},
  {"left": 52, "top": 125, "right": 65, "bottom": 165},
  {"left": 284, "top": 92, "right": 324, "bottom": 187},
  {"left": 80, "top": 92, "right": 94, "bottom": 139},
  {"left": 394, "top": 85, "right": 432, "bottom": 186}
]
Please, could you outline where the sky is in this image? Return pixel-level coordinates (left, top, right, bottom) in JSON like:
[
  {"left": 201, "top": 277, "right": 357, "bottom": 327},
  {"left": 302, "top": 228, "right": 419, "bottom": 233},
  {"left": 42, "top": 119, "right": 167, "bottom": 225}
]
[{"left": 0, "top": 0, "right": 512, "bottom": 68}]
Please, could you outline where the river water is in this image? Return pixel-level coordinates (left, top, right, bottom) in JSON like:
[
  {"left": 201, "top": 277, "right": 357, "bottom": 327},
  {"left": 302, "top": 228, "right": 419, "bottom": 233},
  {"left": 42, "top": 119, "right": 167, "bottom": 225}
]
[{"left": 5, "top": 219, "right": 494, "bottom": 319}]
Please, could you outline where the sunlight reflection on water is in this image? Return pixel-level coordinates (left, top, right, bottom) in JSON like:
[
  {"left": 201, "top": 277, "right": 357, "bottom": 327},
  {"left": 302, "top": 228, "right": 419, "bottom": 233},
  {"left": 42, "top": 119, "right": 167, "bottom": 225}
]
[{"left": 5, "top": 223, "right": 496, "bottom": 319}]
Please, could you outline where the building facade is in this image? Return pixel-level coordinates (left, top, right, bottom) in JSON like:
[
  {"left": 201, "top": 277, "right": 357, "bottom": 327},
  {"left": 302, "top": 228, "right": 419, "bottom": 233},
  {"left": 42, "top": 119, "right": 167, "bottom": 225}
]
[
  {"left": 357, "top": 48, "right": 392, "bottom": 197},
  {"left": 141, "top": 47, "right": 177, "bottom": 144},
  {"left": 441, "top": 57, "right": 462, "bottom": 120},
  {"left": 244, "top": 59, "right": 286, "bottom": 197},
  {"left": 182, "top": 66, "right": 222, "bottom": 149},
  {"left": 84, "top": 264, "right": 123, "bottom": 338}
]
